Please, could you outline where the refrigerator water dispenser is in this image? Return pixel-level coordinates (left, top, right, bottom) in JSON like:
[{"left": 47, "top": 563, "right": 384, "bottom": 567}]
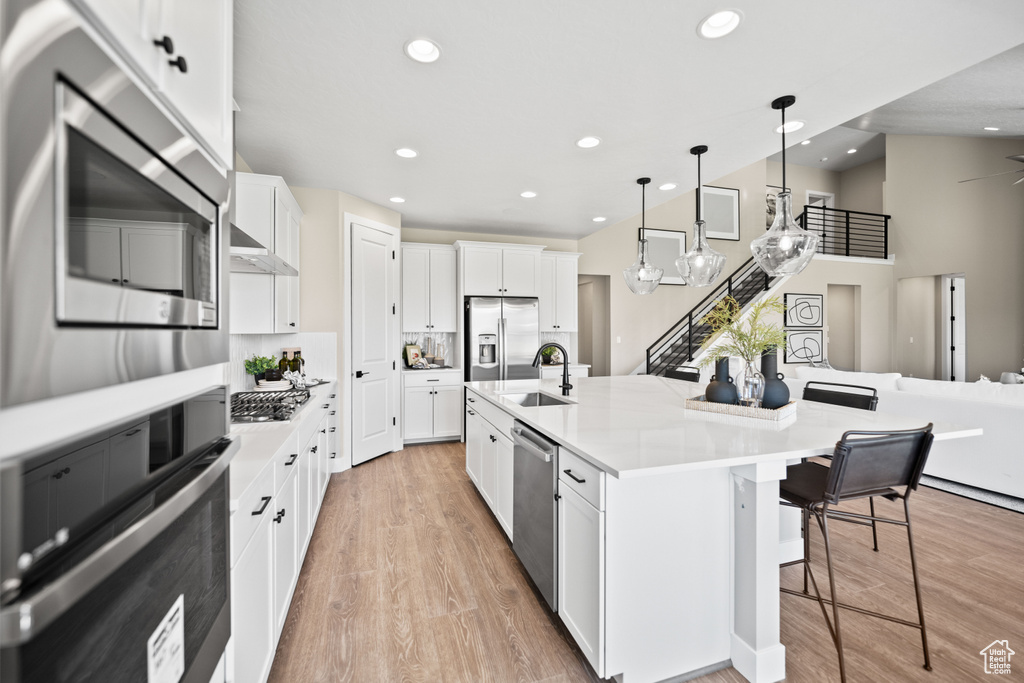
[{"left": 478, "top": 334, "right": 497, "bottom": 364}]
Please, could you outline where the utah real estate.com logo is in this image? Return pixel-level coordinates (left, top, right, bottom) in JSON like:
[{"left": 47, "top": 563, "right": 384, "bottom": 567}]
[{"left": 980, "top": 640, "right": 1014, "bottom": 675}]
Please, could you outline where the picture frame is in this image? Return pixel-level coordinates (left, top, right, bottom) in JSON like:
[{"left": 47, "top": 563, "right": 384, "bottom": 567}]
[
  {"left": 404, "top": 344, "right": 422, "bottom": 366},
  {"left": 701, "top": 185, "right": 740, "bottom": 240},
  {"left": 784, "top": 293, "right": 824, "bottom": 328},
  {"left": 639, "top": 228, "right": 686, "bottom": 285},
  {"left": 784, "top": 329, "right": 824, "bottom": 364}
]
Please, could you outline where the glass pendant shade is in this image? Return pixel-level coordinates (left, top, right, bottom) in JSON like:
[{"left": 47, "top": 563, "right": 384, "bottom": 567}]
[
  {"left": 623, "top": 238, "right": 663, "bottom": 295},
  {"left": 750, "top": 190, "right": 819, "bottom": 276},
  {"left": 676, "top": 220, "right": 726, "bottom": 287},
  {"left": 751, "top": 96, "right": 819, "bottom": 277}
]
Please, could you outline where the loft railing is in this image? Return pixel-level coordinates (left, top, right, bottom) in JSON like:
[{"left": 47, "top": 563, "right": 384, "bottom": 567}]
[
  {"left": 799, "top": 205, "right": 890, "bottom": 259},
  {"left": 646, "top": 256, "right": 777, "bottom": 376}
]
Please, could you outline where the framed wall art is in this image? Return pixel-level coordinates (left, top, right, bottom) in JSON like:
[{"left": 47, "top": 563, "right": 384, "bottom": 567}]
[
  {"left": 640, "top": 228, "right": 686, "bottom": 285},
  {"left": 784, "top": 329, "right": 824, "bottom": 364},
  {"left": 784, "top": 293, "right": 823, "bottom": 328},
  {"left": 701, "top": 186, "right": 740, "bottom": 240}
]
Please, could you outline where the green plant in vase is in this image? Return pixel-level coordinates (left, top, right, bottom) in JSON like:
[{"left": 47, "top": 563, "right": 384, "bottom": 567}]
[
  {"left": 244, "top": 354, "right": 279, "bottom": 383},
  {"left": 699, "top": 296, "right": 787, "bottom": 407}
]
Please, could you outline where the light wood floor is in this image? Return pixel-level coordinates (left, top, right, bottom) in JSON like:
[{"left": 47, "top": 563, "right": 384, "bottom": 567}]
[{"left": 267, "top": 442, "right": 1024, "bottom": 683}]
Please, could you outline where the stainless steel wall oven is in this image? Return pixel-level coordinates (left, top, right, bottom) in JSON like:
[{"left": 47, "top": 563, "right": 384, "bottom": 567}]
[
  {"left": 0, "top": 0, "right": 230, "bottom": 407},
  {"left": 0, "top": 386, "right": 238, "bottom": 683}
]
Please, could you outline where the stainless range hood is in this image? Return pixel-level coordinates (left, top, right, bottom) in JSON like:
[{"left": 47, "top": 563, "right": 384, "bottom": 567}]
[{"left": 229, "top": 224, "right": 298, "bottom": 276}]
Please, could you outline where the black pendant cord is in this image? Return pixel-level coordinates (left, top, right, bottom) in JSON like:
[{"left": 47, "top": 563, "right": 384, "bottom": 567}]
[
  {"left": 696, "top": 153, "right": 701, "bottom": 221},
  {"left": 637, "top": 177, "right": 651, "bottom": 233},
  {"left": 781, "top": 106, "right": 787, "bottom": 192}
]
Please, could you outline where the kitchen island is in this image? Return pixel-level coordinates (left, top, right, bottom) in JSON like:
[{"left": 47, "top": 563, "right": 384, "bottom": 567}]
[{"left": 465, "top": 375, "right": 980, "bottom": 683}]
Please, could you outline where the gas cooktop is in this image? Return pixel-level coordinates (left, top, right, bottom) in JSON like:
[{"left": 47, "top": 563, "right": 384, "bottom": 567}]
[{"left": 230, "top": 389, "right": 310, "bottom": 423}]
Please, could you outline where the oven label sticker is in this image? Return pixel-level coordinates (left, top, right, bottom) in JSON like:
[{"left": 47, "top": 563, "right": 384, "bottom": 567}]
[{"left": 147, "top": 593, "right": 185, "bottom": 683}]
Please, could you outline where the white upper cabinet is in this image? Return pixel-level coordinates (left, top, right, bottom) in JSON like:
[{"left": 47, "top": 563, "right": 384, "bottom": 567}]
[
  {"left": 455, "top": 242, "right": 544, "bottom": 297},
  {"left": 71, "top": 0, "right": 234, "bottom": 168},
  {"left": 231, "top": 174, "right": 303, "bottom": 334},
  {"left": 401, "top": 244, "right": 456, "bottom": 332},
  {"left": 539, "top": 253, "right": 580, "bottom": 331}
]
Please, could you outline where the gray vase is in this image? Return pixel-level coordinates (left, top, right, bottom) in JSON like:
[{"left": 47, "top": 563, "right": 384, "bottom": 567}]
[
  {"left": 760, "top": 349, "right": 790, "bottom": 409},
  {"left": 705, "top": 358, "right": 738, "bottom": 405}
]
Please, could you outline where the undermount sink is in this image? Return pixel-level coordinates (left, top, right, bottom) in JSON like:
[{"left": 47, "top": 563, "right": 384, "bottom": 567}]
[{"left": 500, "top": 392, "right": 572, "bottom": 407}]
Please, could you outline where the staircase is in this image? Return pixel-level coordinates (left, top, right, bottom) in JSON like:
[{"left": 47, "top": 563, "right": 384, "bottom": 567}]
[
  {"left": 644, "top": 204, "right": 891, "bottom": 377},
  {"left": 645, "top": 257, "right": 783, "bottom": 376}
]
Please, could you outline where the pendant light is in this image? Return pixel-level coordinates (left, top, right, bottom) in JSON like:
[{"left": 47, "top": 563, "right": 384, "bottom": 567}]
[
  {"left": 750, "top": 95, "right": 819, "bottom": 276},
  {"left": 675, "top": 145, "right": 726, "bottom": 287},
  {"left": 623, "top": 177, "right": 663, "bottom": 295}
]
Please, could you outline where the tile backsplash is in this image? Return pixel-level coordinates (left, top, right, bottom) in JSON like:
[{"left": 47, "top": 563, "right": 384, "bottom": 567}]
[{"left": 229, "top": 332, "right": 337, "bottom": 393}]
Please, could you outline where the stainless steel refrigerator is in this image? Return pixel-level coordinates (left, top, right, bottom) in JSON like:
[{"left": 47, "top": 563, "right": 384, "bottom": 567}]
[{"left": 465, "top": 297, "right": 541, "bottom": 382}]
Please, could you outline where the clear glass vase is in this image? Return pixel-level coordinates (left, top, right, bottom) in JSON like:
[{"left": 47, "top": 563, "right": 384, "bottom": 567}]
[{"left": 739, "top": 360, "right": 765, "bottom": 408}]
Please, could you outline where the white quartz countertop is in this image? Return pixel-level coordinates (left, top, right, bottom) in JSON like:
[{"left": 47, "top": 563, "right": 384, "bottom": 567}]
[
  {"left": 228, "top": 381, "right": 336, "bottom": 509},
  {"left": 466, "top": 376, "right": 982, "bottom": 479}
]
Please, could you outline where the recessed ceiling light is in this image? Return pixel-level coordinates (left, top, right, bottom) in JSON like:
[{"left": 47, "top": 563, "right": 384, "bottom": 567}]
[
  {"left": 389, "top": 197, "right": 406, "bottom": 203},
  {"left": 404, "top": 39, "right": 440, "bottom": 63},
  {"left": 698, "top": 10, "right": 742, "bottom": 39},
  {"left": 593, "top": 217, "right": 607, "bottom": 223},
  {"left": 847, "top": 148, "right": 857, "bottom": 154},
  {"left": 984, "top": 126, "right": 1000, "bottom": 131},
  {"left": 820, "top": 157, "right": 828, "bottom": 162},
  {"left": 395, "top": 148, "right": 418, "bottom": 158},
  {"left": 576, "top": 136, "right": 601, "bottom": 148},
  {"left": 800, "top": 140, "right": 811, "bottom": 145},
  {"left": 775, "top": 120, "right": 805, "bottom": 134},
  {"left": 659, "top": 183, "right": 677, "bottom": 191},
  {"left": 520, "top": 191, "right": 537, "bottom": 198}
]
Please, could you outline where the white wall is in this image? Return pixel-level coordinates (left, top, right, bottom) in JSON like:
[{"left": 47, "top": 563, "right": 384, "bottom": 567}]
[{"left": 886, "top": 135, "right": 1024, "bottom": 379}]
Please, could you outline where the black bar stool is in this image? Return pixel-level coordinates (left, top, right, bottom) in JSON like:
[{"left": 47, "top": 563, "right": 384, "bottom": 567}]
[
  {"left": 801, "top": 381, "right": 884, "bottom": 551},
  {"left": 779, "top": 424, "right": 935, "bottom": 682}
]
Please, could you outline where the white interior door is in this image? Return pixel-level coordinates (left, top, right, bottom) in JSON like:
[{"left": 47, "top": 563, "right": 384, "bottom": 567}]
[{"left": 352, "top": 222, "right": 398, "bottom": 465}]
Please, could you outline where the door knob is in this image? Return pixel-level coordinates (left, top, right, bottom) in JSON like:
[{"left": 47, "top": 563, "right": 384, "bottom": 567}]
[{"left": 356, "top": 370, "right": 369, "bottom": 378}]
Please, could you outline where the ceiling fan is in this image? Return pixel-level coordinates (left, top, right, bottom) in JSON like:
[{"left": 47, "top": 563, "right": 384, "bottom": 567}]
[{"left": 959, "top": 154, "right": 1024, "bottom": 185}]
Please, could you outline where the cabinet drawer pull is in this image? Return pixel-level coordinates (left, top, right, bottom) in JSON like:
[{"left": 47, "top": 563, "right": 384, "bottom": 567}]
[
  {"left": 321, "top": 429, "right": 326, "bottom": 434},
  {"left": 285, "top": 453, "right": 298, "bottom": 466},
  {"left": 274, "top": 509, "right": 286, "bottom": 523},
  {"left": 330, "top": 394, "right": 336, "bottom": 399},
  {"left": 330, "top": 427, "right": 336, "bottom": 433},
  {"left": 153, "top": 35, "right": 175, "bottom": 54},
  {"left": 311, "top": 446, "right": 318, "bottom": 454},
  {"left": 467, "top": 409, "right": 476, "bottom": 416},
  {"left": 251, "top": 496, "right": 272, "bottom": 516},
  {"left": 323, "top": 404, "right": 330, "bottom": 409},
  {"left": 330, "top": 410, "right": 336, "bottom": 415},
  {"left": 330, "top": 452, "right": 337, "bottom": 459},
  {"left": 168, "top": 55, "right": 188, "bottom": 73},
  {"left": 53, "top": 467, "right": 71, "bottom": 480},
  {"left": 428, "top": 379, "right": 439, "bottom": 382},
  {"left": 125, "top": 428, "right": 143, "bottom": 437},
  {"left": 489, "top": 435, "right": 496, "bottom": 443},
  {"left": 563, "top": 469, "right": 586, "bottom": 484},
  {"left": 467, "top": 397, "right": 475, "bottom": 403}
]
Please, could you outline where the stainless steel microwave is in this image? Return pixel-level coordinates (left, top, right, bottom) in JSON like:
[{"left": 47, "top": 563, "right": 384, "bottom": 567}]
[{"left": 0, "top": 0, "right": 231, "bottom": 407}]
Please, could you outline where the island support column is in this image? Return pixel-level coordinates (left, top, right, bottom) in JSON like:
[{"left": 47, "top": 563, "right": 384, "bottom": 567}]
[{"left": 729, "top": 461, "right": 787, "bottom": 683}]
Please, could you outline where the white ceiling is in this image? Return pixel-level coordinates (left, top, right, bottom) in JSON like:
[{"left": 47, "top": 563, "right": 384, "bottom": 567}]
[{"left": 234, "top": 1, "right": 1024, "bottom": 240}]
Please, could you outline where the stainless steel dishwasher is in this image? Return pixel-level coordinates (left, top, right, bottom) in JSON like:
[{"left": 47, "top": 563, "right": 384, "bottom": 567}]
[{"left": 511, "top": 421, "right": 559, "bottom": 611}]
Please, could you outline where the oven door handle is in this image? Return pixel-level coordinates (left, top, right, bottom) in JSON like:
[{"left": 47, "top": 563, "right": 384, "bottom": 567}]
[{"left": 0, "top": 437, "right": 240, "bottom": 646}]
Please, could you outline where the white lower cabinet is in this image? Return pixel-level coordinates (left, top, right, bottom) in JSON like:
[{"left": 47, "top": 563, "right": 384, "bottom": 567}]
[
  {"left": 403, "top": 370, "right": 463, "bottom": 443},
  {"left": 272, "top": 465, "right": 298, "bottom": 637},
  {"left": 465, "top": 407, "right": 483, "bottom": 485},
  {"left": 464, "top": 391, "right": 514, "bottom": 540},
  {"left": 231, "top": 511, "right": 274, "bottom": 683},
  {"left": 558, "top": 480, "right": 605, "bottom": 676},
  {"left": 494, "top": 432, "right": 514, "bottom": 539},
  {"left": 230, "top": 384, "right": 336, "bottom": 683}
]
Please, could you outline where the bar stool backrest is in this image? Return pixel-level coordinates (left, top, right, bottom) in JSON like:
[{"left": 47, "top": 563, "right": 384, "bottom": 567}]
[
  {"left": 823, "top": 425, "right": 935, "bottom": 505},
  {"left": 665, "top": 366, "right": 701, "bottom": 383},
  {"left": 803, "top": 381, "right": 878, "bottom": 411}
]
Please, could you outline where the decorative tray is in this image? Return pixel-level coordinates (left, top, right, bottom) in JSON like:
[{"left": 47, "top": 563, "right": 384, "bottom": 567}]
[{"left": 685, "top": 395, "right": 797, "bottom": 421}]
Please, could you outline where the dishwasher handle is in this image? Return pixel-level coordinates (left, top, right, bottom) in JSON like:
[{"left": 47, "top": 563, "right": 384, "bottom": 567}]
[{"left": 511, "top": 426, "right": 555, "bottom": 463}]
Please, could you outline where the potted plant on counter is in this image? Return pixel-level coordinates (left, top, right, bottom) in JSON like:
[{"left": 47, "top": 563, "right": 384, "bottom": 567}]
[
  {"left": 699, "top": 296, "right": 787, "bottom": 408},
  {"left": 244, "top": 355, "right": 279, "bottom": 386}
]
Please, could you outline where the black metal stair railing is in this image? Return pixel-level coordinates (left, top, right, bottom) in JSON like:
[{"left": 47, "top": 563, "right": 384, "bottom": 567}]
[
  {"left": 799, "top": 205, "right": 890, "bottom": 259},
  {"left": 646, "top": 257, "right": 778, "bottom": 376}
]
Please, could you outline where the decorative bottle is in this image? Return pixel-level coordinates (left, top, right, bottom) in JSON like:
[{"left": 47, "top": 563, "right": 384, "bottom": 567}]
[
  {"left": 760, "top": 349, "right": 790, "bottom": 409},
  {"left": 705, "top": 357, "right": 739, "bottom": 404},
  {"left": 739, "top": 360, "right": 765, "bottom": 408}
]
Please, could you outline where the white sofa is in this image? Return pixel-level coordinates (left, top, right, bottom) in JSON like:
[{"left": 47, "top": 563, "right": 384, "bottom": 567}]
[{"left": 783, "top": 367, "right": 1024, "bottom": 499}]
